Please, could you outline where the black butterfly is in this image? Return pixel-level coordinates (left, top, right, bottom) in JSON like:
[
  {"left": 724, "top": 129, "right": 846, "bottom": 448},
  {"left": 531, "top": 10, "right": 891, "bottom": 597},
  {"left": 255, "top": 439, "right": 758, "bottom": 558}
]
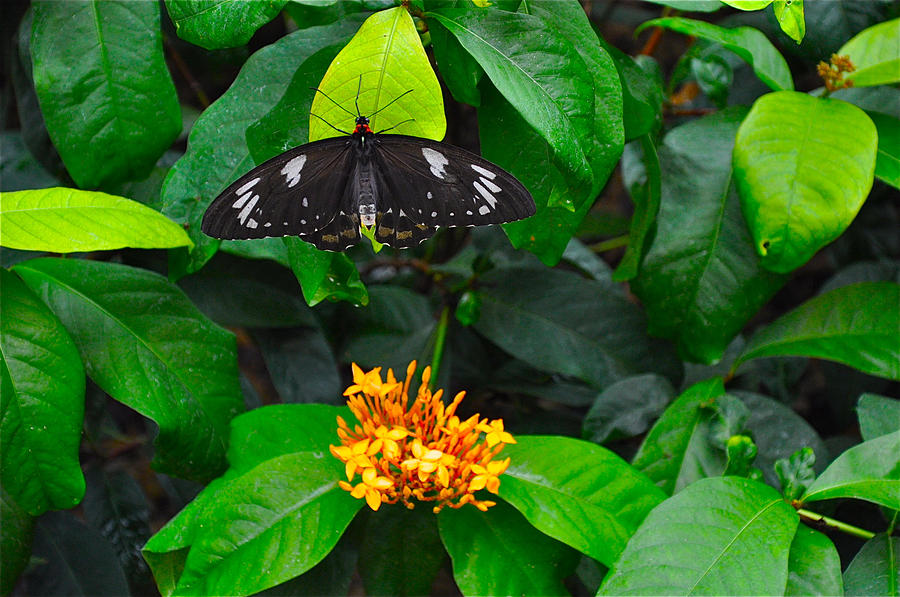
[{"left": 201, "top": 90, "right": 535, "bottom": 251}]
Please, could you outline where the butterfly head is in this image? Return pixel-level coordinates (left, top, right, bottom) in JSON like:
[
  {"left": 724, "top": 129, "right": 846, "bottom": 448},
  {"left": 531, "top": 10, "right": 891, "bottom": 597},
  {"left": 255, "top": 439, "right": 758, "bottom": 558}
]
[{"left": 353, "top": 116, "right": 372, "bottom": 136}]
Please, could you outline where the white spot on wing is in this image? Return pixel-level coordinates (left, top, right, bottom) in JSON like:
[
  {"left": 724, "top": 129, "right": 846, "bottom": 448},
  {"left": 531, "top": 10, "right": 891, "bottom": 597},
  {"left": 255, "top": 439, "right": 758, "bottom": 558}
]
[
  {"left": 471, "top": 164, "right": 496, "bottom": 179},
  {"left": 422, "top": 148, "right": 449, "bottom": 179},
  {"left": 431, "top": 211, "right": 438, "bottom": 218},
  {"left": 247, "top": 218, "right": 258, "bottom": 229},
  {"left": 238, "top": 195, "right": 259, "bottom": 224},
  {"left": 301, "top": 219, "right": 306, "bottom": 225},
  {"left": 281, "top": 155, "right": 307, "bottom": 188},
  {"left": 302, "top": 197, "right": 308, "bottom": 207},
  {"left": 478, "top": 205, "right": 491, "bottom": 216},
  {"left": 236, "top": 177, "right": 261, "bottom": 195},
  {"left": 426, "top": 191, "right": 433, "bottom": 199},
  {"left": 480, "top": 177, "right": 501, "bottom": 193},
  {"left": 264, "top": 222, "right": 272, "bottom": 228},
  {"left": 473, "top": 181, "right": 497, "bottom": 208},
  {"left": 232, "top": 192, "right": 252, "bottom": 209}
]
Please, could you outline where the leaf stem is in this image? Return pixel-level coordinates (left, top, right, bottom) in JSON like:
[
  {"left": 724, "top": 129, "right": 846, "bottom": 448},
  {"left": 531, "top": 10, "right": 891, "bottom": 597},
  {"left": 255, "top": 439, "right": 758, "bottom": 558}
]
[
  {"left": 797, "top": 508, "right": 876, "bottom": 540},
  {"left": 429, "top": 306, "right": 450, "bottom": 391},
  {"left": 590, "top": 234, "right": 630, "bottom": 253}
]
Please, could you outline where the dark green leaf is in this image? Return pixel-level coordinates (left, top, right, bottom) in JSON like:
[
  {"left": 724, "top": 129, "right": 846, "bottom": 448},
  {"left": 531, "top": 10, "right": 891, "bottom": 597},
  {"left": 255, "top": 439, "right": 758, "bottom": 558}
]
[
  {"left": 637, "top": 17, "right": 794, "bottom": 91},
  {"left": 13, "top": 258, "right": 244, "bottom": 481},
  {"left": 30, "top": 0, "right": 181, "bottom": 188},
  {"left": 598, "top": 38, "right": 664, "bottom": 142},
  {"left": 254, "top": 327, "right": 341, "bottom": 404},
  {"left": 0, "top": 488, "right": 34, "bottom": 595},
  {"left": 632, "top": 107, "right": 787, "bottom": 364},
  {"left": 0, "top": 268, "right": 85, "bottom": 515},
  {"left": 430, "top": 18, "right": 483, "bottom": 106},
  {"left": 359, "top": 507, "right": 445, "bottom": 596},
  {"left": 0, "top": 132, "right": 57, "bottom": 192},
  {"left": 473, "top": 266, "right": 682, "bottom": 389},
  {"left": 614, "top": 134, "right": 661, "bottom": 281},
  {"left": 599, "top": 477, "right": 799, "bottom": 596},
  {"left": 438, "top": 499, "right": 579, "bottom": 597},
  {"left": 631, "top": 378, "right": 725, "bottom": 495},
  {"left": 785, "top": 525, "right": 843, "bottom": 597},
  {"left": 857, "top": 393, "right": 900, "bottom": 441},
  {"left": 500, "top": 436, "right": 666, "bottom": 566},
  {"left": 775, "top": 448, "right": 817, "bottom": 501},
  {"left": 735, "top": 282, "right": 900, "bottom": 381},
  {"left": 164, "top": 0, "right": 287, "bottom": 50},
  {"left": 583, "top": 374, "right": 675, "bottom": 444},
  {"left": 23, "top": 511, "right": 130, "bottom": 597},
  {"left": 160, "top": 18, "right": 364, "bottom": 275},
  {"left": 284, "top": 237, "right": 369, "bottom": 306},
  {"left": 843, "top": 533, "right": 899, "bottom": 597},
  {"left": 801, "top": 430, "right": 900, "bottom": 510},
  {"left": 868, "top": 111, "right": 900, "bottom": 190}
]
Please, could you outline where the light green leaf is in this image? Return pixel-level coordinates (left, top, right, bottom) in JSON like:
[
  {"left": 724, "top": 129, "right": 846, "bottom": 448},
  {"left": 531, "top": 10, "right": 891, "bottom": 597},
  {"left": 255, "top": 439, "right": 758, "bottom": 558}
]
[
  {"left": 499, "top": 436, "right": 666, "bottom": 566},
  {"left": 429, "top": 8, "right": 594, "bottom": 199},
  {"left": 310, "top": 7, "right": 444, "bottom": 141},
  {"left": 843, "top": 534, "right": 900, "bottom": 597},
  {"left": 164, "top": 0, "right": 288, "bottom": 50},
  {"left": 801, "top": 430, "right": 900, "bottom": 510},
  {"left": 785, "top": 525, "right": 843, "bottom": 597},
  {"left": 13, "top": 258, "right": 245, "bottom": 481},
  {"left": 773, "top": 0, "right": 805, "bottom": 44},
  {"left": 733, "top": 91, "right": 877, "bottom": 272},
  {"left": 636, "top": 17, "right": 794, "bottom": 91},
  {"left": 599, "top": 477, "right": 799, "bottom": 596},
  {"left": 1, "top": 188, "right": 191, "bottom": 252},
  {"left": 30, "top": 0, "right": 181, "bottom": 188},
  {"left": 839, "top": 18, "right": 900, "bottom": 88},
  {"left": 857, "top": 393, "right": 900, "bottom": 442},
  {"left": 734, "top": 282, "right": 900, "bottom": 381},
  {"left": 720, "top": 0, "right": 773, "bottom": 9},
  {"left": 1, "top": 269, "right": 85, "bottom": 516},
  {"left": 869, "top": 111, "right": 900, "bottom": 190}
]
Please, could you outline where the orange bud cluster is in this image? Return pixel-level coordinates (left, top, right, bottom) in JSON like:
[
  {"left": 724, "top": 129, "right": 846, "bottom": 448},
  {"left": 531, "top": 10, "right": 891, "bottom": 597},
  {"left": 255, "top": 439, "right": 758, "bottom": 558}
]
[
  {"left": 817, "top": 54, "right": 856, "bottom": 92},
  {"left": 330, "top": 361, "right": 515, "bottom": 513}
]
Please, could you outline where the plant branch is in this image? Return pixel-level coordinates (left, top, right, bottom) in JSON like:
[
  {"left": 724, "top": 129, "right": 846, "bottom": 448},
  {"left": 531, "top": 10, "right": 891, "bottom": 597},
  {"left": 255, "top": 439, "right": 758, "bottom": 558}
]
[{"left": 797, "top": 508, "right": 876, "bottom": 540}]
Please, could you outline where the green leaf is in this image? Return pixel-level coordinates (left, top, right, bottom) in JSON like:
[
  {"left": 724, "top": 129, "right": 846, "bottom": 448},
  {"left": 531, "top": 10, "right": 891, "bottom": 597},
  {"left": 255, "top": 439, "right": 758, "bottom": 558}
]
[
  {"left": 0, "top": 269, "right": 85, "bottom": 515},
  {"left": 598, "top": 477, "right": 799, "bottom": 596},
  {"left": 632, "top": 108, "right": 786, "bottom": 364},
  {"left": 254, "top": 328, "right": 341, "bottom": 404},
  {"left": 284, "top": 237, "right": 368, "bottom": 306},
  {"left": 843, "top": 534, "right": 900, "bottom": 597},
  {"left": 164, "top": 0, "right": 288, "bottom": 50},
  {"left": 499, "top": 436, "right": 666, "bottom": 566},
  {"left": 614, "top": 134, "right": 661, "bottom": 281},
  {"left": 430, "top": 16, "right": 483, "bottom": 106},
  {"left": 631, "top": 378, "right": 725, "bottom": 495},
  {"left": 869, "top": 111, "right": 900, "bottom": 190},
  {"left": 857, "top": 393, "right": 900, "bottom": 441},
  {"left": 0, "top": 488, "right": 34, "bottom": 595},
  {"left": 720, "top": 0, "right": 773, "bottom": 9},
  {"left": 0, "top": 188, "right": 192, "bottom": 252},
  {"left": 838, "top": 18, "right": 900, "bottom": 87},
  {"left": 472, "top": 265, "right": 682, "bottom": 389},
  {"left": 1, "top": 133, "right": 58, "bottom": 192},
  {"left": 583, "top": 374, "right": 675, "bottom": 444},
  {"left": 734, "top": 282, "right": 900, "bottom": 381},
  {"left": 359, "top": 507, "right": 444, "bottom": 596},
  {"left": 30, "top": 0, "right": 181, "bottom": 188},
  {"left": 733, "top": 91, "right": 878, "bottom": 272},
  {"left": 438, "top": 499, "right": 579, "bottom": 597},
  {"left": 775, "top": 447, "right": 817, "bottom": 501},
  {"left": 642, "top": 0, "right": 723, "bottom": 11},
  {"left": 801, "top": 430, "right": 900, "bottom": 510},
  {"left": 174, "top": 454, "right": 361, "bottom": 596},
  {"left": 773, "top": 0, "right": 805, "bottom": 44},
  {"left": 785, "top": 525, "right": 843, "bottom": 597},
  {"left": 429, "top": 8, "right": 594, "bottom": 202},
  {"left": 637, "top": 17, "right": 794, "bottom": 91},
  {"left": 13, "top": 258, "right": 244, "bottom": 481},
  {"left": 310, "top": 7, "right": 445, "bottom": 142},
  {"left": 598, "top": 38, "right": 663, "bottom": 142},
  {"left": 160, "top": 18, "right": 364, "bottom": 275}
]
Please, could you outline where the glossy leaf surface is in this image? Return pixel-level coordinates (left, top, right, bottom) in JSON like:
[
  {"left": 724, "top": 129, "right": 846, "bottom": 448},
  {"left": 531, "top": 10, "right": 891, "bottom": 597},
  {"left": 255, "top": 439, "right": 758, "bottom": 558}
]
[
  {"left": 843, "top": 533, "right": 900, "bottom": 597},
  {"left": 165, "top": 0, "right": 288, "bottom": 50},
  {"left": 733, "top": 91, "right": 877, "bottom": 272},
  {"left": 785, "top": 526, "right": 843, "bottom": 597},
  {"left": 13, "top": 258, "right": 244, "bottom": 481},
  {"left": 1, "top": 188, "right": 191, "bottom": 252},
  {"left": 857, "top": 393, "right": 900, "bottom": 441},
  {"left": 839, "top": 18, "right": 900, "bottom": 87},
  {"left": 0, "top": 269, "right": 85, "bottom": 515},
  {"left": 599, "top": 477, "right": 798, "bottom": 596},
  {"left": 869, "top": 111, "right": 900, "bottom": 190},
  {"left": 30, "top": 0, "right": 180, "bottom": 188}
]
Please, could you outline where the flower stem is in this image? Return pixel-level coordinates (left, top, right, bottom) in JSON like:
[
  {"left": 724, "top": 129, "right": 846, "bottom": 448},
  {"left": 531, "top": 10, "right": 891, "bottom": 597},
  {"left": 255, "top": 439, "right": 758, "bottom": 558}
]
[
  {"left": 429, "top": 306, "right": 450, "bottom": 391},
  {"left": 797, "top": 508, "right": 876, "bottom": 539}
]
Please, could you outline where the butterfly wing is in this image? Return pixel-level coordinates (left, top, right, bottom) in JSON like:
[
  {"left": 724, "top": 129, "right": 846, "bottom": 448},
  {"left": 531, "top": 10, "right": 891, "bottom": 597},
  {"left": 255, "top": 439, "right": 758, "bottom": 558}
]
[
  {"left": 201, "top": 136, "right": 359, "bottom": 248},
  {"left": 370, "top": 135, "right": 535, "bottom": 248}
]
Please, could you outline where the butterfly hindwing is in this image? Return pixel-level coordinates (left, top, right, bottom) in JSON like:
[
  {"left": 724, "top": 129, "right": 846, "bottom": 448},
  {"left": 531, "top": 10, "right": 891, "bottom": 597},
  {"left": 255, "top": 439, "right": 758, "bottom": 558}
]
[
  {"left": 201, "top": 136, "right": 356, "bottom": 242},
  {"left": 370, "top": 135, "right": 535, "bottom": 248}
]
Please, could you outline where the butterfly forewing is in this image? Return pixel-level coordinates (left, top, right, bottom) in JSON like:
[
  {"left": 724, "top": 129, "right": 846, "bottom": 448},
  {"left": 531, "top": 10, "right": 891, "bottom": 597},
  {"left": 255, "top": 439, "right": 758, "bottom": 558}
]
[{"left": 201, "top": 136, "right": 354, "bottom": 242}]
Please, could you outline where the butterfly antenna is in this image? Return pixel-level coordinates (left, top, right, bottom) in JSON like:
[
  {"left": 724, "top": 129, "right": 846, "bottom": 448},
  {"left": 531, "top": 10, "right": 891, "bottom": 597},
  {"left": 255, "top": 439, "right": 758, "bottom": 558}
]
[
  {"left": 309, "top": 112, "right": 353, "bottom": 135},
  {"left": 367, "top": 89, "right": 414, "bottom": 119},
  {"left": 375, "top": 118, "right": 416, "bottom": 134},
  {"left": 355, "top": 75, "right": 363, "bottom": 117},
  {"left": 309, "top": 87, "right": 357, "bottom": 118}
]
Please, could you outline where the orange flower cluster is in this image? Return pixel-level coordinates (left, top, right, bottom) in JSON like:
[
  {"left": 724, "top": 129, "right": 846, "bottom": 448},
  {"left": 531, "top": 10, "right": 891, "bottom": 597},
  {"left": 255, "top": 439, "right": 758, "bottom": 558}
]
[
  {"left": 817, "top": 54, "right": 856, "bottom": 92},
  {"left": 330, "top": 361, "right": 515, "bottom": 513}
]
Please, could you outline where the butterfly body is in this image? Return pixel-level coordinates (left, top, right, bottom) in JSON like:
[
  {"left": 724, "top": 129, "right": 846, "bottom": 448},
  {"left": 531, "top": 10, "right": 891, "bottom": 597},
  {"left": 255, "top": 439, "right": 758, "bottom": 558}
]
[{"left": 202, "top": 115, "right": 535, "bottom": 251}]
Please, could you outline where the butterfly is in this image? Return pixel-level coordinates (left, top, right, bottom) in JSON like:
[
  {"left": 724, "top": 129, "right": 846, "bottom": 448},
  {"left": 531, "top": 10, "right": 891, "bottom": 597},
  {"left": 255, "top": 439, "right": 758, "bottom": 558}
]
[{"left": 201, "top": 88, "right": 535, "bottom": 251}]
